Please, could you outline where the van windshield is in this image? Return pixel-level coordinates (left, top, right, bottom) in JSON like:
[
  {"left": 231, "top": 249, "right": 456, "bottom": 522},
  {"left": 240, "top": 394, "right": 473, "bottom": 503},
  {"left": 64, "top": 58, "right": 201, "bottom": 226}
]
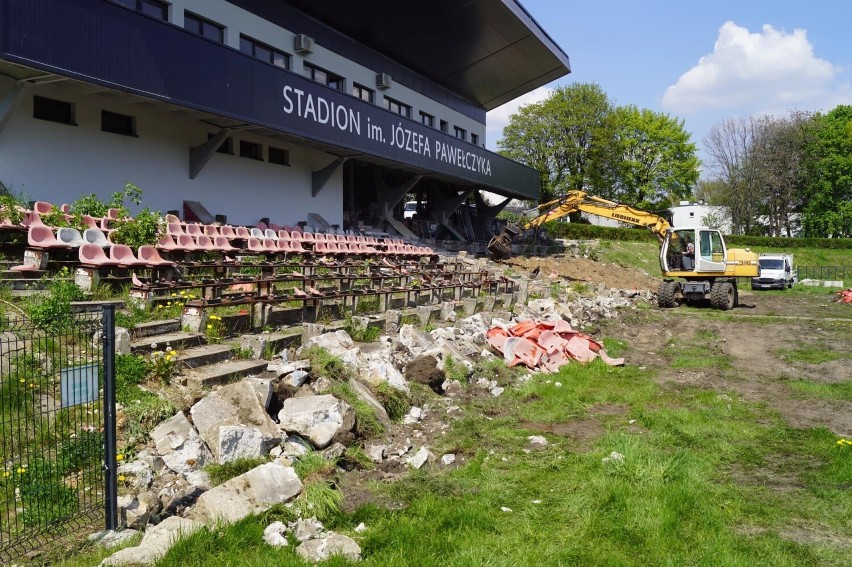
[
  {"left": 759, "top": 259, "right": 784, "bottom": 270},
  {"left": 404, "top": 203, "right": 417, "bottom": 211}
]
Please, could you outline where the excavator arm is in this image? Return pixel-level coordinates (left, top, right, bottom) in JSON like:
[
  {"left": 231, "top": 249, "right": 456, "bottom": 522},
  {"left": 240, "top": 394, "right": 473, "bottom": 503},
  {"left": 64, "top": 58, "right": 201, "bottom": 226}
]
[
  {"left": 487, "top": 190, "right": 671, "bottom": 259},
  {"left": 521, "top": 191, "right": 672, "bottom": 242}
]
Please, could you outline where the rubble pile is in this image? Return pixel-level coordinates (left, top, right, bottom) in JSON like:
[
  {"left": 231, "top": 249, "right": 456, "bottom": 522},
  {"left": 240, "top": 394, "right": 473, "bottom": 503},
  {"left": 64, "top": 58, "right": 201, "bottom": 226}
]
[{"left": 97, "top": 285, "right": 644, "bottom": 565}]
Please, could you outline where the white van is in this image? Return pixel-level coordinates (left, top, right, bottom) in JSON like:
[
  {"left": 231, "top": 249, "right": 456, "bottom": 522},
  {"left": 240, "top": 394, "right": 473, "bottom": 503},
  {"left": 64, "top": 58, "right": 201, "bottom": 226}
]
[
  {"left": 751, "top": 253, "right": 796, "bottom": 290},
  {"left": 403, "top": 201, "right": 418, "bottom": 219}
]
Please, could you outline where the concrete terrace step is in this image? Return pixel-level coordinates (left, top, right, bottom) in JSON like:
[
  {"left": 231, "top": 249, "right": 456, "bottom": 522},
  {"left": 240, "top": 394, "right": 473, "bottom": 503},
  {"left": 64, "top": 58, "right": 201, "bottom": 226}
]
[
  {"left": 130, "top": 319, "right": 182, "bottom": 339},
  {"left": 176, "top": 344, "right": 234, "bottom": 369},
  {"left": 131, "top": 331, "right": 203, "bottom": 354},
  {"left": 184, "top": 359, "right": 269, "bottom": 388}
]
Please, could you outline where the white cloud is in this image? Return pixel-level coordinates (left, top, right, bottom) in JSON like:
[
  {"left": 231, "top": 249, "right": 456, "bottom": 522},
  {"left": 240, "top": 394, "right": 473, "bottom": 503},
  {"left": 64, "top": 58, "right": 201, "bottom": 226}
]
[
  {"left": 485, "top": 85, "right": 554, "bottom": 151},
  {"left": 662, "top": 21, "right": 849, "bottom": 114}
]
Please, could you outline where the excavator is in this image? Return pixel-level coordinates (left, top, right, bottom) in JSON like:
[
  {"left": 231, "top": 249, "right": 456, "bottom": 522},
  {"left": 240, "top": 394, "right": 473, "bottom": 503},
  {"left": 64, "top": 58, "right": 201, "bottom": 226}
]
[{"left": 487, "top": 191, "right": 759, "bottom": 310}]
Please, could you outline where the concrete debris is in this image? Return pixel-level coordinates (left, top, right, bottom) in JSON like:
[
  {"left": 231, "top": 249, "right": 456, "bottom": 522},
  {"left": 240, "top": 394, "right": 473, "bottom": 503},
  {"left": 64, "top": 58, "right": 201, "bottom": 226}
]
[
  {"left": 486, "top": 319, "right": 624, "bottom": 372},
  {"left": 280, "top": 435, "right": 313, "bottom": 458},
  {"left": 267, "top": 359, "right": 311, "bottom": 378},
  {"left": 100, "top": 516, "right": 203, "bottom": 566},
  {"left": 406, "top": 446, "right": 431, "bottom": 469},
  {"left": 298, "top": 330, "right": 359, "bottom": 366},
  {"left": 189, "top": 462, "right": 302, "bottom": 524},
  {"left": 440, "top": 454, "right": 456, "bottom": 465},
  {"left": 293, "top": 518, "right": 325, "bottom": 542},
  {"left": 149, "top": 412, "right": 212, "bottom": 476},
  {"left": 263, "top": 521, "right": 289, "bottom": 547},
  {"left": 295, "top": 532, "right": 362, "bottom": 563},
  {"left": 602, "top": 451, "right": 625, "bottom": 464},
  {"left": 354, "top": 522, "right": 367, "bottom": 533},
  {"left": 118, "top": 459, "right": 153, "bottom": 490},
  {"left": 88, "top": 529, "right": 139, "bottom": 549},
  {"left": 402, "top": 406, "right": 423, "bottom": 425},
  {"left": 189, "top": 380, "right": 281, "bottom": 463},
  {"left": 365, "top": 444, "right": 386, "bottom": 463},
  {"left": 278, "top": 394, "right": 354, "bottom": 449},
  {"left": 527, "top": 435, "right": 548, "bottom": 447}
]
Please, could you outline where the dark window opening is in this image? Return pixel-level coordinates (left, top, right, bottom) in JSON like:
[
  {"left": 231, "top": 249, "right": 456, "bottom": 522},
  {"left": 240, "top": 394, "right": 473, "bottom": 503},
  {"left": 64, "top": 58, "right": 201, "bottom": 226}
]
[
  {"left": 114, "top": 0, "right": 169, "bottom": 20},
  {"left": 101, "top": 110, "right": 136, "bottom": 136},
  {"left": 185, "top": 12, "right": 224, "bottom": 44},
  {"left": 208, "top": 132, "right": 233, "bottom": 155},
  {"left": 440, "top": 120, "right": 448, "bottom": 133},
  {"left": 384, "top": 96, "right": 411, "bottom": 118},
  {"left": 420, "top": 111, "right": 434, "bottom": 128},
  {"left": 33, "top": 96, "right": 75, "bottom": 125},
  {"left": 240, "top": 34, "right": 289, "bottom": 69},
  {"left": 268, "top": 147, "right": 290, "bottom": 166},
  {"left": 471, "top": 133, "right": 479, "bottom": 146},
  {"left": 239, "top": 140, "right": 263, "bottom": 161},
  {"left": 303, "top": 63, "right": 344, "bottom": 91},
  {"left": 454, "top": 126, "right": 466, "bottom": 141},
  {"left": 353, "top": 83, "right": 374, "bottom": 104}
]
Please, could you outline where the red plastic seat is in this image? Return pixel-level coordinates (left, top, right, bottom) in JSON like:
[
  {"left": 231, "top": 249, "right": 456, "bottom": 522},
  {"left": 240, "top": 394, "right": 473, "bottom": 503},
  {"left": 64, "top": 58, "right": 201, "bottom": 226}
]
[
  {"left": 235, "top": 226, "right": 251, "bottom": 239},
  {"left": 277, "top": 230, "right": 291, "bottom": 240},
  {"left": 204, "top": 224, "right": 221, "bottom": 237},
  {"left": 167, "top": 222, "right": 185, "bottom": 236},
  {"left": 277, "top": 240, "right": 293, "bottom": 253},
  {"left": 185, "top": 223, "right": 203, "bottom": 236},
  {"left": 33, "top": 201, "right": 54, "bottom": 215},
  {"left": 247, "top": 237, "right": 266, "bottom": 253},
  {"left": 109, "top": 245, "right": 146, "bottom": 266},
  {"left": 219, "top": 225, "right": 237, "bottom": 239},
  {"left": 138, "top": 246, "right": 175, "bottom": 266},
  {"left": 157, "top": 234, "right": 179, "bottom": 251},
  {"left": 177, "top": 233, "right": 202, "bottom": 251},
  {"left": 289, "top": 240, "right": 307, "bottom": 254},
  {"left": 194, "top": 235, "right": 214, "bottom": 250},
  {"left": 79, "top": 243, "right": 118, "bottom": 266}
]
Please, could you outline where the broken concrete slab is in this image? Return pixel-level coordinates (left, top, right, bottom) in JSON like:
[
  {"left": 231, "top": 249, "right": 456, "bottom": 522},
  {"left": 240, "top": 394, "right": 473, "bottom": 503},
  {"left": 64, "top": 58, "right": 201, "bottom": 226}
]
[
  {"left": 149, "top": 412, "right": 212, "bottom": 476},
  {"left": 189, "top": 462, "right": 302, "bottom": 525},
  {"left": 100, "top": 516, "right": 203, "bottom": 566},
  {"left": 278, "top": 394, "right": 354, "bottom": 449},
  {"left": 295, "top": 532, "right": 361, "bottom": 563}
]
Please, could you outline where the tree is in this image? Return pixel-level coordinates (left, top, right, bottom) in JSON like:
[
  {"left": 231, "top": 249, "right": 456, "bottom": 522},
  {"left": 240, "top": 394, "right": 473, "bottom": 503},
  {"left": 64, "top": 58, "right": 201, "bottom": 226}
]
[
  {"left": 801, "top": 105, "right": 852, "bottom": 237},
  {"left": 498, "top": 83, "right": 615, "bottom": 204},
  {"left": 608, "top": 105, "right": 699, "bottom": 209}
]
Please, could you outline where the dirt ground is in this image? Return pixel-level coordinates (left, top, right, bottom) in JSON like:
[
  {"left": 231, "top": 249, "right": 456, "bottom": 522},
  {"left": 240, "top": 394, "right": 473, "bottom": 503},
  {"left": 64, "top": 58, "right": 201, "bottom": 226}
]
[{"left": 501, "top": 255, "right": 661, "bottom": 290}]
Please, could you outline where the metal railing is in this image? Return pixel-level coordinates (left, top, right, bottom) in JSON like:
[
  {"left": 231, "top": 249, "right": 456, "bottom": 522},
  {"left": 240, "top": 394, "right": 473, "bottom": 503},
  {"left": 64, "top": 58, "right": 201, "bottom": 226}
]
[
  {"left": 797, "top": 266, "right": 849, "bottom": 281},
  {"left": 0, "top": 306, "right": 117, "bottom": 563}
]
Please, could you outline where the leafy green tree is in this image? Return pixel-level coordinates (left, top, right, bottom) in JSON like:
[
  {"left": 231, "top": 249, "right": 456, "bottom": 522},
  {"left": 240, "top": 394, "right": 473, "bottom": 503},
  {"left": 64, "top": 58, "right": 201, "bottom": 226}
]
[
  {"left": 609, "top": 105, "right": 699, "bottom": 209},
  {"left": 801, "top": 105, "right": 852, "bottom": 237},
  {"left": 498, "top": 83, "right": 615, "bottom": 204}
]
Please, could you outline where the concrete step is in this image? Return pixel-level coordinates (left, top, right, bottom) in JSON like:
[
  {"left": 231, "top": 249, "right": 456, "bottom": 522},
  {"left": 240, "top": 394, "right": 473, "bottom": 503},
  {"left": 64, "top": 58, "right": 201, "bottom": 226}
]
[
  {"left": 239, "top": 329, "right": 302, "bottom": 358},
  {"left": 131, "top": 331, "right": 203, "bottom": 353},
  {"left": 176, "top": 344, "right": 234, "bottom": 369},
  {"left": 185, "top": 359, "right": 269, "bottom": 388},
  {"left": 131, "top": 319, "right": 182, "bottom": 339},
  {"left": 0, "top": 276, "right": 48, "bottom": 289}
]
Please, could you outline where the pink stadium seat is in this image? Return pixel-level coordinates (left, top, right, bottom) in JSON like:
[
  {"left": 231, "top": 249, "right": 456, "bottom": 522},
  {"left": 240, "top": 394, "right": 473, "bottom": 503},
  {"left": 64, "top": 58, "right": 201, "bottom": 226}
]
[
  {"left": 219, "top": 225, "right": 237, "bottom": 239},
  {"left": 109, "top": 245, "right": 146, "bottom": 266},
  {"left": 284, "top": 225, "right": 300, "bottom": 233},
  {"left": 33, "top": 201, "right": 54, "bottom": 215},
  {"left": 313, "top": 233, "right": 326, "bottom": 242},
  {"left": 60, "top": 203, "right": 71, "bottom": 213},
  {"left": 289, "top": 240, "right": 307, "bottom": 254},
  {"left": 195, "top": 235, "right": 216, "bottom": 250},
  {"left": 277, "top": 230, "right": 291, "bottom": 240},
  {"left": 167, "top": 222, "right": 185, "bottom": 236},
  {"left": 314, "top": 241, "right": 328, "bottom": 255},
  {"left": 177, "top": 233, "right": 202, "bottom": 251},
  {"left": 270, "top": 223, "right": 283, "bottom": 231},
  {"left": 247, "top": 237, "right": 266, "bottom": 253},
  {"left": 277, "top": 240, "right": 293, "bottom": 253},
  {"left": 79, "top": 243, "right": 118, "bottom": 266},
  {"left": 204, "top": 224, "right": 221, "bottom": 237},
  {"left": 300, "top": 232, "right": 315, "bottom": 243},
  {"left": 257, "top": 221, "right": 268, "bottom": 232},
  {"left": 138, "top": 246, "right": 175, "bottom": 266},
  {"left": 235, "top": 226, "right": 251, "bottom": 239},
  {"left": 22, "top": 211, "right": 46, "bottom": 228},
  {"left": 262, "top": 238, "right": 278, "bottom": 252},
  {"left": 185, "top": 223, "right": 203, "bottom": 236},
  {"left": 80, "top": 215, "right": 99, "bottom": 230},
  {"left": 106, "top": 208, "right": 121, "bottom": 220},
  {"left": 27, "top": 225, "right": 63, "bottom": 249},
  {"left": 214, "top": 236, "right": 238, "bottom": 252},
  {"left": 157, "top": 234, "right": 179, "bottom": 251}
]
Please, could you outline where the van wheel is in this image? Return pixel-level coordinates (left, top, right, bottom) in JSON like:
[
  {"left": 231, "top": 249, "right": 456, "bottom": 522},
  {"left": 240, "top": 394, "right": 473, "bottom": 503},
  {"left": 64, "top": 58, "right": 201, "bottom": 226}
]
[{"left": 710, "top": 282, "right": 735, "bottom": 310}]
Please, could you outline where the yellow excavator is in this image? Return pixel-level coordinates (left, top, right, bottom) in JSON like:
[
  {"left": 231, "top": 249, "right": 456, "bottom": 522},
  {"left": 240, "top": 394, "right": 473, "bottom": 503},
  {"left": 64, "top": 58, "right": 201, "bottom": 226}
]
[{"left": 487, "top": 191, "right": 759, "bottom": 310}]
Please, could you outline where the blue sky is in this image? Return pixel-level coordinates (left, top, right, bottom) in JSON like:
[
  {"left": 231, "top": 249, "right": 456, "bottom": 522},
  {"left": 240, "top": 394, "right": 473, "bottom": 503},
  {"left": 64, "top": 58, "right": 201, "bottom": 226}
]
[{"left": 486, "top": 0, "right": 852, "bottom": 176}]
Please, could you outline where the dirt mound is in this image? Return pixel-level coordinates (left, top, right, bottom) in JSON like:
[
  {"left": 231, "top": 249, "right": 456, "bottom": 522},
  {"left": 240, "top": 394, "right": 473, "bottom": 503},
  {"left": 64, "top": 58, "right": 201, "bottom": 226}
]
[{"left": 500, "top": 255, "right": 660, "bottom": 291}]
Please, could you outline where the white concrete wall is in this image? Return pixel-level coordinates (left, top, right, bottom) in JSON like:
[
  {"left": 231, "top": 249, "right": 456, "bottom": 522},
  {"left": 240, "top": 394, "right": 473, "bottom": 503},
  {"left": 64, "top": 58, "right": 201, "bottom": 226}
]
[
  {"left": 0, "top": 77, "right": 341, "bottom": 226},
  {"left": 167, "top": 0, "right": 486, "bottom": 144}
]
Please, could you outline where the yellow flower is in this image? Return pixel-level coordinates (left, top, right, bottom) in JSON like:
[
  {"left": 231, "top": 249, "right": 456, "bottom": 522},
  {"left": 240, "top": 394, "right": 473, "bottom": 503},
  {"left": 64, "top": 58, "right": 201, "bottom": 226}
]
[
  {"left": 118, "top": 475, "right": 126, "bottom": 482},
  {"left": 207, "top": 324, "right": 213, "bottom": 329},
  {"left": 167, "top": 302, "right": 172, "bottom": 306},
  {"left": 116, "top": 454, "right": 124, "bottom": 461},
  {"left": 3, "top": 471, "right": 10, "bottom": 478},
  {"left": 16, "top": 467, "right": 26, "bottom": 474},
  {"left": 19, "top": 378, "right": 24, "bottom": 383},
  {"left": 158, "top": 305, "right": 163, "bottom": 310},
  {"left": 171, "top": 293, "right": 177, "bottom": 297}
]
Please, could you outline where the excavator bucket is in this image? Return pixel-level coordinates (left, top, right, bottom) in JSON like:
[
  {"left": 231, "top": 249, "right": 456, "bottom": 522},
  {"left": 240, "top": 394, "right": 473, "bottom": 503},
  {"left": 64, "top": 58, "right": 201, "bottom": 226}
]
[{"left": 487, "top": 224, "right": 521, "bottom": 260}]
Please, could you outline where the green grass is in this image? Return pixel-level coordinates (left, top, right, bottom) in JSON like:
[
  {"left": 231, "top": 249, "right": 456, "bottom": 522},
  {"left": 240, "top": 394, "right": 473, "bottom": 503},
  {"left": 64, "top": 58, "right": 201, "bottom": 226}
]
[
  {"left": 205, "top": 457, "right": 271, "bottom": 486},
  {"left": 787, "top": 380, "right": 852, "bottom": 402},
  {"left": 775, "top": 346, "right": 844, "bottom": 364},
  {"left": 663, "top": 332, "right": 732, "bottom": 370}
]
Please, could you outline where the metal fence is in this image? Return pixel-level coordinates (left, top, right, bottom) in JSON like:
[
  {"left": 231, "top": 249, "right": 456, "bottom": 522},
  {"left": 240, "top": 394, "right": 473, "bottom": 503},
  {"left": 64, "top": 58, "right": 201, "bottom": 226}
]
[
  {"left": 797, "top": 265, "right": 849, "bottom": 281},
  {"left": 0, "top": 306, "right": 117, "bottom": 563}
]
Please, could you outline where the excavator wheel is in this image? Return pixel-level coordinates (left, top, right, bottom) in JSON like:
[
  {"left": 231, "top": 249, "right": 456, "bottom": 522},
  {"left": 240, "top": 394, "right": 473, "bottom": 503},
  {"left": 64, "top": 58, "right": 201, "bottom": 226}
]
[
  {"left": 710, "top": 282, "right": 735, "bottom": 310},
  {"left": 657, "top": 280, "right": 678, "bottom": 308}
]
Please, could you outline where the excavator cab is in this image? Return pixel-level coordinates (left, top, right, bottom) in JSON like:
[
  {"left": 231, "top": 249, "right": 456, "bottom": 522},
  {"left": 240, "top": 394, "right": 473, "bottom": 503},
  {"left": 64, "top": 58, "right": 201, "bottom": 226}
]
[{"left": 660, "top": 228, "right": 727, "bottom": 274}]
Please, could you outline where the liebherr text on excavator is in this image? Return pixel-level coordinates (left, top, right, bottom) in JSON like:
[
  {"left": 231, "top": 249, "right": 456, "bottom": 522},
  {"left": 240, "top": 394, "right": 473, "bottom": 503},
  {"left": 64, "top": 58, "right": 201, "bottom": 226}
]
[{"left": 487, "top": 191, "right": 759, "bottom": 310}]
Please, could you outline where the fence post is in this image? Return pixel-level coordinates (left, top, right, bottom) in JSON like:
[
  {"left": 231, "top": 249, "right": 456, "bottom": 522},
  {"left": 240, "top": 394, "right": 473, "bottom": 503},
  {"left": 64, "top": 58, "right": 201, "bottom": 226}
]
[{"left": 102, "top": 304, "right": 118, "bottom": 531}]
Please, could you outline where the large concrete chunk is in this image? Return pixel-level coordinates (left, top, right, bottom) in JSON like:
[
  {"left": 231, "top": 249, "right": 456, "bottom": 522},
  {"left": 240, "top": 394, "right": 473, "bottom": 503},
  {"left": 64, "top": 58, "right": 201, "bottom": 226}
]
[
  {"left": 298, "top": 330, "right": 359, "bottom": 366},
  {"left": 101, "top": 516, "right": 203, "bottom": 566},
  {"left": 296, "top": 532, "right": 362, "bottom": 563},
  {"left": 149, "top": 412, "right": 212, "bottom": 475},
  {"left": 278, "top": 394, "right": 354, "bottom": 449},
  {"left": 190, "top": 380, "right": 281, "bottom": 462},
  {"left": 189, "top": 462, "right": 302, "bottom": 524}
]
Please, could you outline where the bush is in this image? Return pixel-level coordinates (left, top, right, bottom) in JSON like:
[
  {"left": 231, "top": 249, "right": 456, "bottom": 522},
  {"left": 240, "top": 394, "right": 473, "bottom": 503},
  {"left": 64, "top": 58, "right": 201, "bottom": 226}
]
[
  {"left": 109, "top": 207, "right": 164, "bottom": 248},
  {"left": 26, "top": 268, "right": 84, "bottom": 332},
  {"left": 0, "top": 193, "right": 25, "bottom": 224}
]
